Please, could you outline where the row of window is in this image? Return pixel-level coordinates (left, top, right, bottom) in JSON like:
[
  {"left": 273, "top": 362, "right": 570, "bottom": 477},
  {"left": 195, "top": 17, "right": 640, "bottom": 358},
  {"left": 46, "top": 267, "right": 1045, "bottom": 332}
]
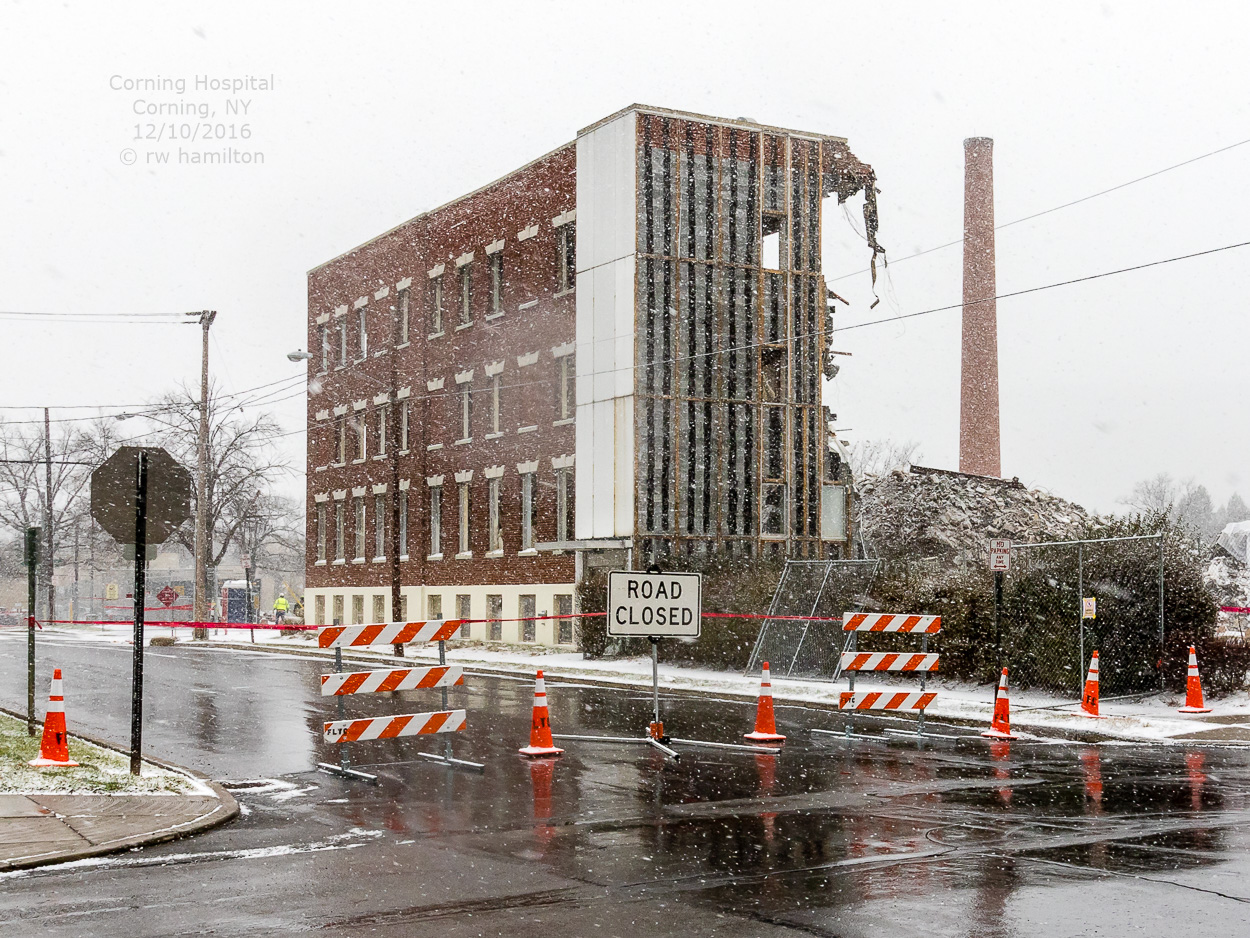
[
  {"left": 312, "top": 592, "right": 577, "bottom": 644},
  {"left": 316, "top": 221, "right": 576, "bottom": 375},
  {"left": 320, "top": 354, "right": 575, "bottom": 466},
  {"left": 314, "top": 466, "right": 574, "bottom": 564}
]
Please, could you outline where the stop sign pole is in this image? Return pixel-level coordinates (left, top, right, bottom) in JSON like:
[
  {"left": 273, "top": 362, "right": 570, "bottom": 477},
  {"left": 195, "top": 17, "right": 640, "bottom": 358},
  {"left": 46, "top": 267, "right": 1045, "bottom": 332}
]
[{"left": 129, "top": 451, "right": 148, "bottom": 776}]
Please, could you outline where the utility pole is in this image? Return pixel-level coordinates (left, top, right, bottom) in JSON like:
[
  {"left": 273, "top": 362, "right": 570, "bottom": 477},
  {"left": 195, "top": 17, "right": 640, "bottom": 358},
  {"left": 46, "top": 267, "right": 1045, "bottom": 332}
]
[
  {"left": 390, "top": 300, "right": 404, "bottom": 656},
  {"left": 189, "top": 310, "right": 217, "bottom": 639},
  {"left": 43, "top": 407, "right": 54, "bottom": 624},
  {"left": 72, "top": 521, "right": 80, "bottom": 622},
  {"left": 25, "top": 527, "right": 39, "bottom": 736}
]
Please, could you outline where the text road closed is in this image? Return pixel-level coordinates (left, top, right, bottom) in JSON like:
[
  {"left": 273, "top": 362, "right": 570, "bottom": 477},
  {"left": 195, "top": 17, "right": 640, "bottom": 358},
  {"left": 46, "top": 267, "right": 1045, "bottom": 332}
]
[{"left": 608, "top": 571, "right": 702, "bottom": 638}]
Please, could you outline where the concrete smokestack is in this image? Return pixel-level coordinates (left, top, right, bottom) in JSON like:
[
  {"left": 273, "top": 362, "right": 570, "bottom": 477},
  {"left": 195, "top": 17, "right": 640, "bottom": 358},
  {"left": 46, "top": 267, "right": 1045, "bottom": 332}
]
[{"left": 959, "top": 137, "right": 1001, "bottom": 477}]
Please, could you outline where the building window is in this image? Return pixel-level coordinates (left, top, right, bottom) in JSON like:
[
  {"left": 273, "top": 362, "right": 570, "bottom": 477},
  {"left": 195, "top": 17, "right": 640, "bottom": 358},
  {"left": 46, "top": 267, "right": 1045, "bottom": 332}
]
[
  {"left": 332, "top": 594, "right": 344, "bottom": 625},
  {"left": 398, "top": 490, "right": 408, "bottom": 557},
  {"left": 429, "top": 485, "right": 442, "bottom": 556},
  {"left": 520, "top": 594, "right": 536, "bottom": 643},
  {"left": 336, "top": 416, "right": 347, "bottom": 464},
  {"left": 489, "top": 252, "right": 503, "bottom": 315},
  {"left": 316, "top": 505, "right": 327, "bottom": 562},
  {"left": 351, "top": 594, "right": 364, "bottom": 625},
  {"left": 354, "top": 496, "right": 366, "bottom": 559},
  {"left": 556, "top": 594, "right": 574, "bottom": 645},
  {"left": 334, "top": 502, "right": 345, "bottom": 561},
  {"left": 427, "top": 593, "right": 442, "bottom": 621},
  {"left": 761, "top": 212, "right": 784, "bottom": 269},
  {"left": 376, "top": 404, "right": 388, "bottom": 456},
  {"left": 400, "top": 400, "right": 410, "bottom": 450},
  {"left": 520, "top": 472, "right": 536, "bottom": 550},
  {"left": 357, "top": 308, "right": 368, "bottom": 360},
  {"left": 397, "top": 288, "right": 410, "bottom": 344},
  {"left": 761, "top": 483, "right": 787, "bottom": 536},
  {"left": 458, "top": 482, "right": 471, "bottom": 555},
  {"left": 319, "top": 324, "right": 330, "bottom": 374},
  {"left": 557, "top": 354, "right": 575, "bottom": 421},
  {"left": 339, "top": 320, "right": 348, "bottom": 365},
  {"left": 400, "top": 594, "right": 408, "bottom": 620},
  {"left": 490, "top": 374, "right": 501, "bottom": 434},
  {"left": 372, "top": 594, "right": 385, "bottom": 625},
  {"left": 555, "top": 468, "right": 573, "bottom": 543},
  {"left": 314, "top": 595, "right": 325, "bottom": 626},
  {"left": 488, "top": 478, "right": 502, "bottom": 552},
  {"left": 557, "top": 223, "right": 575, "bottom": 292},
  {"left": 429, "top": 275, "right": 444, "bottom": 334},
  {"left": 487, "top": 594, "right": 502, "bottom": 641},
  {"left": 459, "top": 383, "right": 472, "bottom": 441},
  {"left": 355, "top": 414, "right": 366, "bottom": 461},
  {"left": 459, "top": 263, "right": 472, "bottom": 326},
  {"left": 457, "top": 594, "right": 470, "bottom": 638},
  {"left": 374, "top": 494, "right": 385, "bottom": 559}
]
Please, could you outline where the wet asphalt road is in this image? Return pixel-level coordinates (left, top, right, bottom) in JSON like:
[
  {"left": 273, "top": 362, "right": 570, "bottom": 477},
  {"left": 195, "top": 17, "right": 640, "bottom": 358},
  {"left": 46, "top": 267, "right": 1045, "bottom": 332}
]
[{"left": 2, "top": 631, "right": 1249, "bottom": 937}]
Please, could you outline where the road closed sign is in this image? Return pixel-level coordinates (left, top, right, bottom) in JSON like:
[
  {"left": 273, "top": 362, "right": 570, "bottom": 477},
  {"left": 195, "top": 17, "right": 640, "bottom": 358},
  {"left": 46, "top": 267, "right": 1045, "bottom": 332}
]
[{"left": 608, "top": 571, "right": 702, "bottom": 638}]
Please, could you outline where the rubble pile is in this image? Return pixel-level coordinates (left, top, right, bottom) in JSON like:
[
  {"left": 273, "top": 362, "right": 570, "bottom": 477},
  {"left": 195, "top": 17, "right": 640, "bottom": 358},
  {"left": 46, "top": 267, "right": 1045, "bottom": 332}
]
[{"left": 857, "top": 465, "right": 1095, "bottom": 562}]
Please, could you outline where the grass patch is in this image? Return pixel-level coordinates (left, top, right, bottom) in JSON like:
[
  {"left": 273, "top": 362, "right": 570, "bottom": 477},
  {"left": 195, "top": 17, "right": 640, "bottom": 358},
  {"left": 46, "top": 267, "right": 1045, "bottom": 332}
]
[{"left": 0, "top": 711, "right": 204, "bottom": 795}]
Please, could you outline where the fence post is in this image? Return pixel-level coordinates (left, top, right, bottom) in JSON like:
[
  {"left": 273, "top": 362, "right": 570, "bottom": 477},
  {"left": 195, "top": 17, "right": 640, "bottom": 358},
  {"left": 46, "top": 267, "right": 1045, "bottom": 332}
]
[
  {"left": 1158, "top": 534, "right": 1165, "bottom": 691},
  {"left": 1077, "top": 543, "right": 1084, "bottom": 697}
]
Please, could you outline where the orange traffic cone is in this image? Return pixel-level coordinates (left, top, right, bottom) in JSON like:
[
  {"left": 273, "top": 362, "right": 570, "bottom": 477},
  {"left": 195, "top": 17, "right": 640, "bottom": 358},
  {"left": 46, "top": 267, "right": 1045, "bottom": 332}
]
[
  {"left": 1178, "top": 645, "right": 1212, "bottom": 713},
  {"left": 29, "top": 668, "right": 78, "bottom": 767},
  {"left": 981, "top": 667, "right": 1018, "bottom": 739},
  {"left": 1080, "top": 651, "right": 1100, "bottom": 717},
  {"left": 744, "top": 661, "right": 786, "bottom": 743},
  {"left": 518, "top": 669, "right": 564, "bottom": 757}
]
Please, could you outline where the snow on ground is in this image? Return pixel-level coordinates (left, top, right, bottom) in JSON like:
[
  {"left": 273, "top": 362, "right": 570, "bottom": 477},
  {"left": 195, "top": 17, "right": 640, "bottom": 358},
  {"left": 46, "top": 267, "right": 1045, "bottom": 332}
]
[{"left": 14, "top": 624, "right": 1250, "bottom": 744}]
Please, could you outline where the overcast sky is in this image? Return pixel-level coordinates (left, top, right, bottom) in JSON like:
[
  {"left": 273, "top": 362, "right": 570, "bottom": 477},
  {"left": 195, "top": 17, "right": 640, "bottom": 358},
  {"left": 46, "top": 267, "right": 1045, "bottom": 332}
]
[{"left": 2, "top": 1, "right": 1247, "bottom": 515}]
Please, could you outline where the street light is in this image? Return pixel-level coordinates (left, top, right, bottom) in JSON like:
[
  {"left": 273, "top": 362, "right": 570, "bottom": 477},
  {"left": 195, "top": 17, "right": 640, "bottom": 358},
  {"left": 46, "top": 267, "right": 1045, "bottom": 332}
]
[{"left": 286, "top": 350, "right": 312, "bottom": 362}]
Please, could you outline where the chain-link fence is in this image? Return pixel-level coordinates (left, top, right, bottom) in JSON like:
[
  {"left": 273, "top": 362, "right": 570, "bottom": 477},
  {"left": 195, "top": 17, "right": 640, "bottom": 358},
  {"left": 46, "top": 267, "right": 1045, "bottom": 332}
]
[
  {"left": 745, "top": 559, "right": 878, "bottom": 678},
  {"left": 1002, "top": 534, "right": 1164, "bottom": 697},
  {"left": 745, "top": 535, "right": 1167, "bottom": 698}
]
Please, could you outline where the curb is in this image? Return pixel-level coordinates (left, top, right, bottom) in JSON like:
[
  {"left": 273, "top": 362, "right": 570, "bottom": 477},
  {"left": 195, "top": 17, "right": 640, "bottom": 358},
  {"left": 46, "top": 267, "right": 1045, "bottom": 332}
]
[
  {"left": 0, "top": 705, "right": 239, "bottom": 874},
  {"left": 190, "top": 639, "right": 1146, "bottom": 745}
]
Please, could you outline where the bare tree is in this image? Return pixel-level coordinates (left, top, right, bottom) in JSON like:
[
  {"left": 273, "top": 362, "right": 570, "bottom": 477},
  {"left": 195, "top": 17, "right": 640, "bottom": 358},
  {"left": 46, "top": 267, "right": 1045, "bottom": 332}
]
[
  {"left": 848, "top": 438, "right": 920, "bottom": 479},
  {"left": 139, "top": 383, "right": 288, "bottom": 611},
  {"left": 0, "top": 417, "right": 93, "bottom": 620}
]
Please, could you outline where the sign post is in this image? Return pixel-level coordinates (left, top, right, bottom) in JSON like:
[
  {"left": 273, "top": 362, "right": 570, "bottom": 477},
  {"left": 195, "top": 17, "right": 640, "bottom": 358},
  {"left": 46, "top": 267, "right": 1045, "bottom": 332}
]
[
  {"left": 25, "top": 527, "right": 39, "bottom": 737},
  {"left": 129, "top": 451, "right": 148, "bottom": 775},
  {"left": 91, "top": 446, "right": 192, "bottom": 775},
  {"left": 554, "top": 569, "right": 773, "bottom": 760},
  {"left": 987, "top": 539, "right": 1011, "bottom": 672}
]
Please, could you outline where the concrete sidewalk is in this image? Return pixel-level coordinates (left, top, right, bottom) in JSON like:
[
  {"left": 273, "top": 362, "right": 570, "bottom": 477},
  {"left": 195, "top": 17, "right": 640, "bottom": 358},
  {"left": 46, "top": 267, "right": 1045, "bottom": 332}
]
[{"left": 0, "top": 786, "right": 237, "bottom": 872}]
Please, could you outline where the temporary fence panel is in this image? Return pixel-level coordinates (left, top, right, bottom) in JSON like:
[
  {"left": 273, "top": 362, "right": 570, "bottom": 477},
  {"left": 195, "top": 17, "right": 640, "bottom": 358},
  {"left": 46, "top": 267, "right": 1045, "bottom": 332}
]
[
  {"left": 746, "top": 559, "right": 879, "bottom": 678},
  {"left": 321, "top": 665, "right": 464, "bottom": 696},
  {"left": 1002, "top": 534, "right": 1164, "bottom": 697}
]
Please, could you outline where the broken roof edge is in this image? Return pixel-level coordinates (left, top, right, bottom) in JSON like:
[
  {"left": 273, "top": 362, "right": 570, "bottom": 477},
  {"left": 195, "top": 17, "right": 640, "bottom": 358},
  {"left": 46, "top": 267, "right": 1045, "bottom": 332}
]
[
  {"left": 578, "top": 103, "right": 849, "bottom": 144},
  {"left": 307, "top": 138, "right": 576, "bottom": 276}
]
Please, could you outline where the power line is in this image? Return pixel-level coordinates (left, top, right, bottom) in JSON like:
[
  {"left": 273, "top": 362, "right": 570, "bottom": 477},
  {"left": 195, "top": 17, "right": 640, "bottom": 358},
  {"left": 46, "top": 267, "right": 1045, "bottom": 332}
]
[
  {"left": 832, "top": 238, "right": 1250, "bottom": 333},
  {"left": 828, "top": 135, "right": 1250, "bottom": 283}
]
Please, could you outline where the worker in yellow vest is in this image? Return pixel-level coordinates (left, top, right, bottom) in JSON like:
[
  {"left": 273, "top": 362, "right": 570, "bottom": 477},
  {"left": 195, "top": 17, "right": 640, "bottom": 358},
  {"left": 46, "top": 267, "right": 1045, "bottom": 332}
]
[{"left": 273, "top": 593, "right": 289, "bottom": 625}]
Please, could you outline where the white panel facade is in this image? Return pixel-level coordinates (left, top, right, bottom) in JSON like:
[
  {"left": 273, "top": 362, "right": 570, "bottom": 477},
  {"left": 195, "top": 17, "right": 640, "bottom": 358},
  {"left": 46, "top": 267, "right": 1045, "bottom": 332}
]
[{"left": 574, "top": 111, "right": 637, "bottom": 540}]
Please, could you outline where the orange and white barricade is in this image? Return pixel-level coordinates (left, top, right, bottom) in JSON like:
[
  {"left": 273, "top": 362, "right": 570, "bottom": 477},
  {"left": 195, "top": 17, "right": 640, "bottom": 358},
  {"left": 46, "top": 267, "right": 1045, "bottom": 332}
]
[
  {"left": 316, "top": 619, "right": 482, "bottom": 782},
  {"left": 830, "top": 612, "right": 942, "bottom": 739}
]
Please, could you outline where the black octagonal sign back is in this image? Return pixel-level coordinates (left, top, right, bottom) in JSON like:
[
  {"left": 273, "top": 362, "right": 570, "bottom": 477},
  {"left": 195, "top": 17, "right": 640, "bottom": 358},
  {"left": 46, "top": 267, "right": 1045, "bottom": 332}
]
[{"left": 90, "top": 446, "right": 193, "bottom": 546}]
